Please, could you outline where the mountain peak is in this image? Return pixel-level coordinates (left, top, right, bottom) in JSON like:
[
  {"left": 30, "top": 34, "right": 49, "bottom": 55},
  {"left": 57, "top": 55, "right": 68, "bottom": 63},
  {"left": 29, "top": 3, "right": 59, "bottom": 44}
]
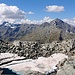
[
  {"left": 54, "top": 18, "right": 63, "bottom": 22},
  {"left": 2, "top": 21, "right": 9, "bottom": 25},
  {"left": 50, "top": 18, "right": 64, "bottom": 26},
  {"left": 55, "top": 18, "right": 61, "bottom": 20}
]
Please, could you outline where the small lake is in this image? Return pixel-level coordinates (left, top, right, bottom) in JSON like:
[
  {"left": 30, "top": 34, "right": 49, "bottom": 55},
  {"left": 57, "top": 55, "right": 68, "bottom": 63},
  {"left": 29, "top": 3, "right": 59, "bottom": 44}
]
[{"left": 0, "top": 68, "right": 22, "bottom": 75}]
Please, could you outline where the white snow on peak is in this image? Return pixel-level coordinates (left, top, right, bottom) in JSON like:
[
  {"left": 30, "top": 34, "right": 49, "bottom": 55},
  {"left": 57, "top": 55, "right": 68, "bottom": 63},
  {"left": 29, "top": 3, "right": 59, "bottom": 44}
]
[{"left": 5, "top": 23, "right": 11, "bottom": 26}]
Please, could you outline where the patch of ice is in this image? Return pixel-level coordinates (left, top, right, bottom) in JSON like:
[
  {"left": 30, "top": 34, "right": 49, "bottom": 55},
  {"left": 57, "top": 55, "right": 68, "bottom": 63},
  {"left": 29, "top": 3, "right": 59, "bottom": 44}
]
[{"left": 0, "top": 53, "right": 68, "bottom": 74}]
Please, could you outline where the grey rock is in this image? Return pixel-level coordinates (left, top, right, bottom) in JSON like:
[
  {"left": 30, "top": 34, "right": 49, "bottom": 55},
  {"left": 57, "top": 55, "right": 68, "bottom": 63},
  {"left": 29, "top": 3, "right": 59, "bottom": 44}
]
[{"left": 56, "top": 56, "right": 75, "bottom": 75}]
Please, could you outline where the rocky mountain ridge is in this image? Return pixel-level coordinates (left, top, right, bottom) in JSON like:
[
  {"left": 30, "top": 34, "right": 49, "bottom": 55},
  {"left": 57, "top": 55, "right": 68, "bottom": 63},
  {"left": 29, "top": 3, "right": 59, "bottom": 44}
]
[
  {"left": 21, "top": 18, "right": 75, "bottom": 43},
  {"left": 0, "top": 18, "right": 75, "bottom": 42}
]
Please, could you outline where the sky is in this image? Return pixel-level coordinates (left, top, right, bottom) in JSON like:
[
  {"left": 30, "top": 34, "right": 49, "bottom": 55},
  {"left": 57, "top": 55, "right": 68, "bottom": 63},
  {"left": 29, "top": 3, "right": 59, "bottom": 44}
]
[{"left": 0, "top": 0, "right": 75, "bottom": 25}]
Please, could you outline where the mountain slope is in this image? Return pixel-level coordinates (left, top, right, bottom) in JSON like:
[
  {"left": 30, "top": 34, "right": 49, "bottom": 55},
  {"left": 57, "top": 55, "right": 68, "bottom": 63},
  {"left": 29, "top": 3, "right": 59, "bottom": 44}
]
[
  {"left": 21, "top": 18, "right": 75, "bottom": 43},
  {"left": 0, "top": 22, "right": 39, "bottom": 41},
  {"left": 0, "top": 18, "right": 75, "bottom": 42}
]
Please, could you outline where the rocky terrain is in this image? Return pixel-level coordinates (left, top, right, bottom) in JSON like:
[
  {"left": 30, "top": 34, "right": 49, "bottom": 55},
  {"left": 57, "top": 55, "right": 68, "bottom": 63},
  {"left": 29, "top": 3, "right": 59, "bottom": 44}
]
[
  {"left": 0, "top": 39, "right": 75, "bottom": 75},
  {"left": 0, "top": 39, "right": 75, "bottom": 59}
]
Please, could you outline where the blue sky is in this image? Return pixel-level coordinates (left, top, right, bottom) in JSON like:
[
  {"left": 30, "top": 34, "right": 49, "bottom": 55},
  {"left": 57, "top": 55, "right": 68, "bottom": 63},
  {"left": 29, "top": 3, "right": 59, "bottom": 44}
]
[{"left": 0, "top": 0, "right": 75, "bottom": 25}]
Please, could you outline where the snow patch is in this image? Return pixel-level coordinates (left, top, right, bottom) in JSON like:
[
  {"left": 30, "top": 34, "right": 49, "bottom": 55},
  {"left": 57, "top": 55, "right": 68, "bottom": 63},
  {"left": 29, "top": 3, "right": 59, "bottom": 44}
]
[{"left": 0, "top": 53, "right": 68, "bottom": 74}]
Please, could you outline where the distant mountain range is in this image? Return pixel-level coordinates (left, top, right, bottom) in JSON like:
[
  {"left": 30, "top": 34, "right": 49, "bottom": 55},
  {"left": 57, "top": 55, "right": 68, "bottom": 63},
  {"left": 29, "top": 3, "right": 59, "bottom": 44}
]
[{"left": 0, "top": 18, "right": 75, "bottom": 43}]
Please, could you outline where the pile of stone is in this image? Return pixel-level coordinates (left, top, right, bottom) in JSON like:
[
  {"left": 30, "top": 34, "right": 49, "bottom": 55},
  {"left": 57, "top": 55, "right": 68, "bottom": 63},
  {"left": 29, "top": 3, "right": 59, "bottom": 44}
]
[
  {"left": 0, "top": 39, "right": 75, "bottom": 59},
  {"left": 0, "top": 40, "right": 9, "bottom": 53},
  {"left": 14, "top": 39, "right": 75, "bottom": 59},
  {"left": 12, "top": 41, "right": 40, "bottom": 59},
  {"left": 41, "top": 39, "right": 75, "bottom": 55}
]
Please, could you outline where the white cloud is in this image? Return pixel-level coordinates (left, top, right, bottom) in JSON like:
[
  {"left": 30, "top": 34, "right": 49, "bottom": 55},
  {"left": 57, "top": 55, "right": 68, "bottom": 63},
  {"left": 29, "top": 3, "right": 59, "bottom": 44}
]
[
  {"left": 1, "top": 3, "right": 74, "bottom": 26},
  {"left": 20, "top": 17, "right": 75, "bottom": 26},
  {"left": 20, "top": 16, "right": 53, "bottom": 24},
  {"left": 46, "top": 5, "right": 64, "bottom": 12},
  {"left": 0, "top": 3, "right": 25, "bottom": 24},
  {"left": 63, "top": 18, "right": 75, "bottom": 26},
  {"left": 0, "top": 3, "right": 35, "bottom": 24},
  {"left": 28, "top": 11, "right": 34, "bottom": 14}
]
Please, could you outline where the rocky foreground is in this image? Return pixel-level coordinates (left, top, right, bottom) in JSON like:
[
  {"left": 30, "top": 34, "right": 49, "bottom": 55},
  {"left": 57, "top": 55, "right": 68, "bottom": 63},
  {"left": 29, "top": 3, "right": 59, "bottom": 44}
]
[
  {"left": 0, "top": 39, "right": 75, "bottom": 59},
  {"left": 0, "top": 39, "right": 75, "bottom": 75}
]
